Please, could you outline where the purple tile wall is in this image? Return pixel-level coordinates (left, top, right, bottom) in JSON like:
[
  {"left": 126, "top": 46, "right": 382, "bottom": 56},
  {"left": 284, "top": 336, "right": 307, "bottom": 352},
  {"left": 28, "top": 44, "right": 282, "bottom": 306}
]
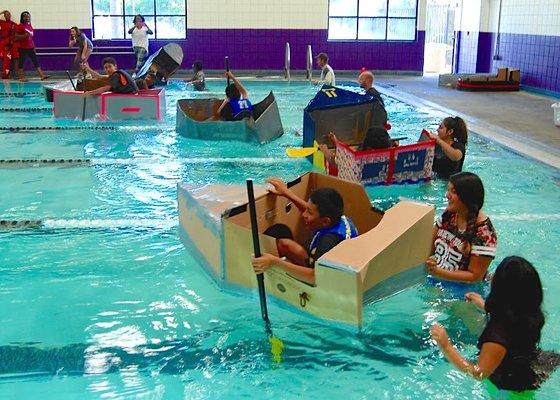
[
  {"left": 492, "top": 32, "right": 560, "bottom": 93},
  {"left": 26, "top": 28, "right": 425, "bottom": 74}
]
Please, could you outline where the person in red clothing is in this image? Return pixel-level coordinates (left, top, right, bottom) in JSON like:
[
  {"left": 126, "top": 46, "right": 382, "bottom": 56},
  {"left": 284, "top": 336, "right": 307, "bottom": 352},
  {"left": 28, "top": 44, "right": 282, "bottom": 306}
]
[
  {"left": 14, "top": 11, "right": 48, "bottom": 81},
  {"left": 0, "top": 10, "right": 17, "bottom": 79}
]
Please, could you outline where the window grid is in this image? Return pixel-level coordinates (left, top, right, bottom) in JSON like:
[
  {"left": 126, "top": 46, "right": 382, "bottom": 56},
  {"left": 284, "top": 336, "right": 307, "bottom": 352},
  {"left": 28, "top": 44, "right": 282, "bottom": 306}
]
[
  {"left": 91, "top": 0, "right": 187, "bottom": 40},
  {"left": 328, "top": 0, "right": 418, "bottom": 41}
]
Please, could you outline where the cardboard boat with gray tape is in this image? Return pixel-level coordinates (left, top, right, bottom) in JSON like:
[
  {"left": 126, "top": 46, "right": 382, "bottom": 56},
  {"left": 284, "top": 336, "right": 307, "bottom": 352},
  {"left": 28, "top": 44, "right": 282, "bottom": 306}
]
[{"left": 178, "top": 172, "right": 434, "bottom": 328}]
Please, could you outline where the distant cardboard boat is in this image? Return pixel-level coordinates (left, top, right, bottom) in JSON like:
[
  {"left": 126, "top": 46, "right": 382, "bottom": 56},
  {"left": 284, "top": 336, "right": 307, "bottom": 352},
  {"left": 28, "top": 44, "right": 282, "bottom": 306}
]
[
  {"left": 53, "top": 87, "right": 165, "bottom": 120},
  {"left": 457, "top": 67, "right": 521, "bottom": 91},
  {"left": 136, "top": 42, "right": 184, "bottom": 86},
  {"left": 176, "top": 91, "right": 284, "bottom": 143},
  {"left": 177, "top": 172, "right": 434, "bottom": 329},
  {"left": 315, "top": 130, "right": 436, "bottom": 185}
]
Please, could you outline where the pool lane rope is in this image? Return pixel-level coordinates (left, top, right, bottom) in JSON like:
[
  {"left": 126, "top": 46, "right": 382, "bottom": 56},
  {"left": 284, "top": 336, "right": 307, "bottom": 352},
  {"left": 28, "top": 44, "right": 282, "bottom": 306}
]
[
  {"left": 0, "top": 91, "right": 42, "bottom": 97},
  {"left": 0, "top": 107, "right": 52, "bottom": 112},
  {"left": 0, "top": 218, "right": 176, "bottom": 231},
  {"left": 1, "top": 126, "right": 117, "bottom": 132},
  {"left": 0, "top": 159, "right": 92, "bottom": 167}
]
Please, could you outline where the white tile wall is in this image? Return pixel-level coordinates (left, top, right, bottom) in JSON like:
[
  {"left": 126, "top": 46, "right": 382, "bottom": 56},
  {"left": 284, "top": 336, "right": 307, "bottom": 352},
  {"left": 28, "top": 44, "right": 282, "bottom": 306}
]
[
  {"left": 490, "top": 0, "right": 560, "bottom": 36},
  {"left": 2, "top": 0, "right": 91, "bottom": 29},
  {"left": 188, "top": 0, "right": 327, "bottom": 29}
]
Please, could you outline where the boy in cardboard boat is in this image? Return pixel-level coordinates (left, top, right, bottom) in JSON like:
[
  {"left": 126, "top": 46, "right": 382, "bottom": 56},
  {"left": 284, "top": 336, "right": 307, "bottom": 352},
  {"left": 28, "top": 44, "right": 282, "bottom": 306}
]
[
  {"left": 251, "top": 177, "right": 358, "bottom": 284},
  {"left": 83, "top": 57, "right": 138, "bottom": 96},
  {"left": 216, "top": 71, "right": 253, "bottom": 121}
]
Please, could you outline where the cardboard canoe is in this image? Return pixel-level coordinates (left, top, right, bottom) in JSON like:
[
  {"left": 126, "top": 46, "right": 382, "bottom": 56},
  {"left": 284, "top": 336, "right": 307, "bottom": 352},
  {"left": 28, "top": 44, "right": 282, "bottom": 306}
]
[
  {"left": 177, "top": 172, "right": 434, "bottom": 328},
  {"left": 175, "top": 91, "right": 284, "bottom": 143}
]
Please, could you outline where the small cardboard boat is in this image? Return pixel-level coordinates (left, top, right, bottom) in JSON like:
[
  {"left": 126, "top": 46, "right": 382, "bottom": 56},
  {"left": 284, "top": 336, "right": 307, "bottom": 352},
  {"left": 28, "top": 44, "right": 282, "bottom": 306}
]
[
  {"left": 178, "top": 172, "right": 434, "bottom": 328},
  {"left": 176, "top": 91, "right": 284, "bottom": 143},
  {"left": 53, "top": 87, "right": 165, "bottom": 120},
  {"left": 136, "top": 42, "right": 183, "bottom": 85},
  {"left": 316, "top": 131, "right": 436, "bottom": 185},
  {"left": 457, "top": 67, "right": 520, "bottom": 91}
]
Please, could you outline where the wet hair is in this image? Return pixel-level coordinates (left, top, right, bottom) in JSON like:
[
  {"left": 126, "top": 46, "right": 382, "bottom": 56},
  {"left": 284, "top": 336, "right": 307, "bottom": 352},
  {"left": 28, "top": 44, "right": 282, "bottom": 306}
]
[
  {"left": 225, "top": 83, "right": 240, "bottom": 99},
  {"left": 133, "top": 14, "right": 145, "bottom": 23},
  {"left": 135, "top": 78, "right": 148, "bottom": 90},
  {"left": 102, "top": 57, "right": 117, "bottom": 67},
  {"left": 192, "top": 60, "right": 203, "bottom": 72},
  {"left": 442, "top": 116, "right": 468, "bottom": 145},
  {"left": 485, "top": 256, "right": 544, "bottom": 346},
  {"left": 449, "top": 171, "right": 484, "bottom": 245},
  {"left": 316, "top": 52, "right": 329, "bottom": 63},
  {"left": 20, "top": 11, "right": 30, "bottom": 24},
  {"left": 363, "top": 126, "right": 391, "bottom": 150},
  {"left": 309, "top": 187, "right": 343, "bottom": 225}
]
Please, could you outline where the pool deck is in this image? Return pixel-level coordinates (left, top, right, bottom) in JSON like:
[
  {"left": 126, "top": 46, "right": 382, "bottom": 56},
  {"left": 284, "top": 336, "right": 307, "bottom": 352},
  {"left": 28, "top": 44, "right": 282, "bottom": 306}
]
[{"left": 374, "top": 75, "right": 560, "bottom": 169}]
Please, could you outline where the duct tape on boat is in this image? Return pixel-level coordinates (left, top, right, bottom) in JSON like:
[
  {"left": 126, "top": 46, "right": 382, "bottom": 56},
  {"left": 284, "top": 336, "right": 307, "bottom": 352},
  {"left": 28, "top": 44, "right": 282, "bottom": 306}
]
[
  {"left": 0, "top": 220, "right": 42, "bottom": 229},
  {"left": 0, "top": 159, "right": 91, "bottom": 168}
]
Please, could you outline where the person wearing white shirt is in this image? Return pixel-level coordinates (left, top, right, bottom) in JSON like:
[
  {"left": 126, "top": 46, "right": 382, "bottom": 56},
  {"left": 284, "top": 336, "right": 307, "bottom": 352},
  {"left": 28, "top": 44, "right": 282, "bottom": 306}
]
[
  {"left": 313, "top": 52, "right": 335, "bottom": 87},
  {"left": 128, "top": 14, "right": 153, "bottom": 74}
]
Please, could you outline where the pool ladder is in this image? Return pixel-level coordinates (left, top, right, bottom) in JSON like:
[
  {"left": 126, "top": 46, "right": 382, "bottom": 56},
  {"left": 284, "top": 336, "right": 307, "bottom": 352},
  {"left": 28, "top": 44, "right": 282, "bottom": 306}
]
[{"left": 283, "top": 43, "right": 313, "bottom": 81}]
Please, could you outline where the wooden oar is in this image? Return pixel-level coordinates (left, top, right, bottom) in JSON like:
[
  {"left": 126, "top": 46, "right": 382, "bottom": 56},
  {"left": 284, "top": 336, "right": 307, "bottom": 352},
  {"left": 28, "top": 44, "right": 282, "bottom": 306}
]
[
  {"left": 225, "top": 56, "right": 230, "bottom": 86},
  {"left": 246, "top": 179, "right": 284, "bottom": 363}
]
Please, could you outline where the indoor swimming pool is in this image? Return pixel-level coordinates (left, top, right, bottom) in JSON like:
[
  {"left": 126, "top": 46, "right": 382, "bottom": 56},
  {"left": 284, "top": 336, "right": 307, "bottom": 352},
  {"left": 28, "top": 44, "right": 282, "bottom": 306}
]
[{"left": 0, "top": 79, "right": 559, "bottom": 399}]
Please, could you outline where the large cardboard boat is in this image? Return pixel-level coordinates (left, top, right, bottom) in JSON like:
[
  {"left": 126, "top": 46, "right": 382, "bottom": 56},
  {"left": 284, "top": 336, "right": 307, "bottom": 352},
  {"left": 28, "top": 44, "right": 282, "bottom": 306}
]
[
  {"left": 175, "top": 91, "right": 284, "bottom": 143},
  {"left": 52, "top": 87, "right": 165, "bottom": 120},
  {"left": 178, "top": 172, "right": 434, "bottom": 328}
]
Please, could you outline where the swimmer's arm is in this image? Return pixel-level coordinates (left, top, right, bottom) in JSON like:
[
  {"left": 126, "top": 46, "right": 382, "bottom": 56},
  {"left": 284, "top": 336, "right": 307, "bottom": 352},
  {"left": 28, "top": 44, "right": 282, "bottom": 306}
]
[
  {"left": 430, "top": 255, "right": 491, "bottom": 282},
  {"left": 442, "top": 341, "right": 505, "bottom": 380},
  {"left": 85, "top": 85, "right": 111, "bottom": 96},
  {"left": 252, "top": 254, "right": 315, "bottom": 285},
  {"left": 436, "top": 137, "right": 463, "bottom": 161},
  {"left": 216, "top": 98, "right": 229, "bottom": 116},
  {"left": 230, "top": 73, "right": 249, "bottom": 99}
]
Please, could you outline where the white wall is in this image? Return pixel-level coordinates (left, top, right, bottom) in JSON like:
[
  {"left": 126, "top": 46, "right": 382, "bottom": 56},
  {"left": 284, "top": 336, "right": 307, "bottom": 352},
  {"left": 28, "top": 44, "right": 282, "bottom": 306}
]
[
  {"left": 487, "top": 0, "right": 560, "bottom": 36},
  {"left": 2, "top": 0, "right": 91, "bottom": 29},
  {"left": 7, "top": 0, "right": 428, "bottom": 31}
]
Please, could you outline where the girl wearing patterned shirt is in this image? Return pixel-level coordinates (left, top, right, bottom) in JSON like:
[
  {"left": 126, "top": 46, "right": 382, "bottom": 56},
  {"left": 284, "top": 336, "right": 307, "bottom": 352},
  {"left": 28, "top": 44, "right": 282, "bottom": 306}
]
[{"left": 426, "top": 172, "right": 497, "bottom": 282}]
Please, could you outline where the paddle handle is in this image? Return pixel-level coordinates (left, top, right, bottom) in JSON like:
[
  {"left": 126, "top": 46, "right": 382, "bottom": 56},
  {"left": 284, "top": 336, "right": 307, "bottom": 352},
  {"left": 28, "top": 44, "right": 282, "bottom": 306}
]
[
  {"left": 225, "top": 56, "right": 230, "bottom": 86},
  {"left": 66, "top": 71, "right": 77, "bottom": 91},
  {"left": 247, "top": 179, "right": 270, "bottom": 327}
]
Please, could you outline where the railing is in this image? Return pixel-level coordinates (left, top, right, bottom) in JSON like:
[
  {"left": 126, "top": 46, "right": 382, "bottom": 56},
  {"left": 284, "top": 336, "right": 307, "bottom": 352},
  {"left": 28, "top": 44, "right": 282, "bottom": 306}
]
[{"left": 35, "top": 46, "right": 134, "bottom": 56}]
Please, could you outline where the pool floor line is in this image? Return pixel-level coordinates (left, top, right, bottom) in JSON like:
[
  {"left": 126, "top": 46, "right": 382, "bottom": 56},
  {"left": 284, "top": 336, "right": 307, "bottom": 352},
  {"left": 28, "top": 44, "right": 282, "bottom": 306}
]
[{"left": 378, "top": 86, "right": 560, "bottom": 170}]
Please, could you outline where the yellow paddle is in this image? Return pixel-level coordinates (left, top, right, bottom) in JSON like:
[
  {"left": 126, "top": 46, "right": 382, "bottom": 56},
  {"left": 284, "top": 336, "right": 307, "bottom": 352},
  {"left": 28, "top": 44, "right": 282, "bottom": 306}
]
[{"left": 285, "top": 146, "right": 318, "bottom": 158}]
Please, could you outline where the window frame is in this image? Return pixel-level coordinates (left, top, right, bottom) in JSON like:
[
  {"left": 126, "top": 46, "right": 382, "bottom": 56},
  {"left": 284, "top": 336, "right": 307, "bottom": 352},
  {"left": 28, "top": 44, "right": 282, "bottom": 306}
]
[
  {"left": 90, "top": 0, "right": 187, "bottom": 40},
  {"left": 327, "top": 0, "right": 419, "bottom": 42}
]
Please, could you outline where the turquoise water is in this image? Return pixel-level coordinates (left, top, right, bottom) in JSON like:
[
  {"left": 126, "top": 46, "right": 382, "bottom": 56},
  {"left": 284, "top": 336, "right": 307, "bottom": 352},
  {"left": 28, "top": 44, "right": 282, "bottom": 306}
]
[{"left": 0, "top": 80, "right": 559, "bottom": 399}]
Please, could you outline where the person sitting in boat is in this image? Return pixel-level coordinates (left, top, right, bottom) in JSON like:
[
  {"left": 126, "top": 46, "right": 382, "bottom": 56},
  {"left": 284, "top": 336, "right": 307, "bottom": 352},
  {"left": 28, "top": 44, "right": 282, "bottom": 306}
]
[
  {"left": 251, "top": 178, "right": 358, "bottom": 285},
  {"left": 426, "top": 116, "right": 468, "bottom": 179},
  {"left": 215, "top": 71, "right": 252, "bottom": 121},
  {"left": 319, "top": 126, "right": 396, "bottom": 165},
  {"left": 83, "top": 57, "right": 138, "bottom": 96},
  {"left": 431, "top": 256, "right": 560, "bottom": 393},
  {"left": 358, "top": 70, "right": 387, "bottom": 128},
  {"left": 186, "top": 60, "right": 205, "bottom": 91},
  {"left": 312, "top": 52, "right": 335, "bottom": 86},
  {"left": 426, "top": 171, "right": 497, "bottom": 283}
]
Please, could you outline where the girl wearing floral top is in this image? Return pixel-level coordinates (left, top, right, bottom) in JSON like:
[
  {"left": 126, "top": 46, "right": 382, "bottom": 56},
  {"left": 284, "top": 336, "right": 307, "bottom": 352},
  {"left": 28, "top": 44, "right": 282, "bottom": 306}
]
[{"left": 426, "top": 171, "right": 497, "bottom": 282}]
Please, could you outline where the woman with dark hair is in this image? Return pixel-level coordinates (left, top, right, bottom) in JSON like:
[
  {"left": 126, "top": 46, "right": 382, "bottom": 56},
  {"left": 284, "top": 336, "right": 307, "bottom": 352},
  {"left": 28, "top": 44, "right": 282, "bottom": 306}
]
[
  {"left": 426, "top": 171, "right": 497, "bottom": 282},
  {"left": 15, "top": 11, "right": 48, "bottom": 81},
  {"left": 186, "top": 60, "right": 205, "bottom": 91},
  {"left": 431, "top": 256, "right": 559, "bottom": 393},
  {"left": 128, "top": 14, "right": 153, "bottom": 75},
  {"left": 428, "top": 116, "right": 468, "bottom": 178},
  {"left": 68, "top": 26, "right": 93, "bottom": 70}
]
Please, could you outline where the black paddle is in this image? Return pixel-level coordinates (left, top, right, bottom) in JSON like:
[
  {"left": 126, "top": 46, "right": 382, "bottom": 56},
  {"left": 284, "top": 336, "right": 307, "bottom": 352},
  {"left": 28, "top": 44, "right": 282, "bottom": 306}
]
[
  {"left": 225, "top": 56, "right": 230, "bottom": 86},
  {"left": 246, "top": 179, "right": 283, "bottom": 362},
  {"left": 65, "top": 71, "right": 77, "bottom": 90}
]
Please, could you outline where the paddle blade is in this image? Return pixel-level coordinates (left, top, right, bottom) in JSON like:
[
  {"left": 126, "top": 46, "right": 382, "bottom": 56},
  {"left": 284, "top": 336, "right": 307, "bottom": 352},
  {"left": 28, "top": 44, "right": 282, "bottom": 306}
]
[
  {"left": 269, "top": 335, "right": 284, "bottom": 363},
  {"left": 285, "top": 147, "right": 317, "bottom": 158}
]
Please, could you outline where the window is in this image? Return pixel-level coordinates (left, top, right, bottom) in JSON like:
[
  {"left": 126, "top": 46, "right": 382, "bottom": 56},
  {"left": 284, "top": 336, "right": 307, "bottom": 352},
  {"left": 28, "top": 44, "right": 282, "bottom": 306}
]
[
  {"left": 91, "top": 0, "right": 186, "bottom": 40},
  {"left": 328, "top": 0, "right": 417, "bottom": 41}
]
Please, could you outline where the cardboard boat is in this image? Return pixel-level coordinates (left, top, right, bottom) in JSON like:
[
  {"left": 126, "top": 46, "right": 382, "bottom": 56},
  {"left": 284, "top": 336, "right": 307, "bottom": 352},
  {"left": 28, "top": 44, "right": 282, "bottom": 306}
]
[
  {"left": 176, "top": 91, "right": 284, "bottom": 143},
  {"left": 177, "top": 172, "right": 434, "bottom": 328},
  {"left": 315, "top": 130, "right": 436, "bottom": 185},
  {"left": 457, "top": 67, "right": 520, "bottom": 91},
  {"left": 136, "top": 42, "right": 183, "bottom": 86},
  {"left": 52, "top": 87, "right": 165, "bottom": 120}
]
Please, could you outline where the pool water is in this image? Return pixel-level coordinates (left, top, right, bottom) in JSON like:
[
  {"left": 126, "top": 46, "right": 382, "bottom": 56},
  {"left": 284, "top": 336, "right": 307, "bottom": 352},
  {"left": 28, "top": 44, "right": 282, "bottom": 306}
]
[{"left": 0, "top": 79, "right": 559, "bottom": 399}]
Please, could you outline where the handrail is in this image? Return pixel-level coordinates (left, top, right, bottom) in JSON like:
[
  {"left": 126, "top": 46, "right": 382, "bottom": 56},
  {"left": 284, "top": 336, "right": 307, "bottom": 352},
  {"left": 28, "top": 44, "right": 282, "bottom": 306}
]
[
  {"left": 284, "top": 42, "right": 290, "bottom": 81},
  {"left": 306, "top": 45, "right": 313, "bottom": 81}
]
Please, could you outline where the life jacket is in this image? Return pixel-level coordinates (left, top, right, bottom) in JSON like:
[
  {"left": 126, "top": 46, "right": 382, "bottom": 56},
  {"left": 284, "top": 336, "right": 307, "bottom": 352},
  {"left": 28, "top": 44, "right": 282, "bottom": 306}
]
[
  {"left": 229, "top": 97, "right": 253, "bottom": 119},
  {"left": 309, "top": 215, "right": 358, "bottom": 252}
]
